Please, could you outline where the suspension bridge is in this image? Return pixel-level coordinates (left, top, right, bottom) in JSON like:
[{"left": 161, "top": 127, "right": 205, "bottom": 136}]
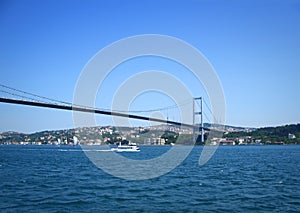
[{"left": 0, "top": 84, "right": 222, "bottom": 140}]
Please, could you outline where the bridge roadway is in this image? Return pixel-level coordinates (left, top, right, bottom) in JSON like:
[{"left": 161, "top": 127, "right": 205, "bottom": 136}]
[{"left": 0, "top": 97, "right": 214, "bottom": 131}]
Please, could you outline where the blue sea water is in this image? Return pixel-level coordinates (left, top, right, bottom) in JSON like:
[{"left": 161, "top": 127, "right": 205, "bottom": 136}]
[{"left": 0, "top": 145, "right": 299, "bottom": 212}]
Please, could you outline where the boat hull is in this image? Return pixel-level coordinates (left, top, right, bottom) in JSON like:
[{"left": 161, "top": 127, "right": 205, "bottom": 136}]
[{"left": 111, "top": 145, "right": 140, "bottom": 152}]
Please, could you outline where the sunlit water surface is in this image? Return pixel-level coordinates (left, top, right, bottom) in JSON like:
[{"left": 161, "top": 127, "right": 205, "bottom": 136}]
[{"left": 0, "top": 145, "right": 299, "bottom": 212}]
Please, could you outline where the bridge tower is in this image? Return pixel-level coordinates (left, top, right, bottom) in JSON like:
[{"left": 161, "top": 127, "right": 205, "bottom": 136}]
[{"left": 193, "top": 97, "right": 204, "bottom": 143}]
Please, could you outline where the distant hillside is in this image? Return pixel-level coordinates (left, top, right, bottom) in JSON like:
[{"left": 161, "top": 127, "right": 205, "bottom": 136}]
[
  {"left": 1, "top": 123, "right": 299, "bottom": 145},
  {"left": 225, "top": 123, "right": 300, "bottom": 144},
  {"left": 204, "top": 123, "right": 256, "bottom": 132}
]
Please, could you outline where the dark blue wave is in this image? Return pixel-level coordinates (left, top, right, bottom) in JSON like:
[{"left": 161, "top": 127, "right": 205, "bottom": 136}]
[{"left": 0, "top": 145, "right": 299, "bottom": 212}]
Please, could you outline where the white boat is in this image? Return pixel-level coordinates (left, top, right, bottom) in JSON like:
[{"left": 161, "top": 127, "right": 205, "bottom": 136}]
[{"left": 111, "top": 142, "right": 140, "bottom": 152}]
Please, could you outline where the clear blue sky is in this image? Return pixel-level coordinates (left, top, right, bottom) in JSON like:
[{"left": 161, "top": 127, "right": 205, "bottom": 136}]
[{"left": 0, "top": 0, "right": 299, "bottom": 133}]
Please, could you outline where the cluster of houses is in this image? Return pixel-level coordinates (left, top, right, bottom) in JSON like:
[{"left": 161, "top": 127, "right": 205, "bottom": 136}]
[
  {"left": 1, "top": 124, "right": 297, "bottom": 146},
  {"left": 0, "top": 125, "right": 184, "bottom": 146},
  {"left": 211, "top": 133, "right": 297, "bottom": 146}
]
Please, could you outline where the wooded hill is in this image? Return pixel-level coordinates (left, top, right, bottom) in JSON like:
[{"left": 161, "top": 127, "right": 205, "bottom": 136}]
[{"left": 224, "top": 124, "right": 300, "bottom": 144}]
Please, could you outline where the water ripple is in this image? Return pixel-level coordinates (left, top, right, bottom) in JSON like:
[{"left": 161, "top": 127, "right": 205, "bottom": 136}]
[{"left": 0, "top": 145, "right": 299, "bottom": 212}]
